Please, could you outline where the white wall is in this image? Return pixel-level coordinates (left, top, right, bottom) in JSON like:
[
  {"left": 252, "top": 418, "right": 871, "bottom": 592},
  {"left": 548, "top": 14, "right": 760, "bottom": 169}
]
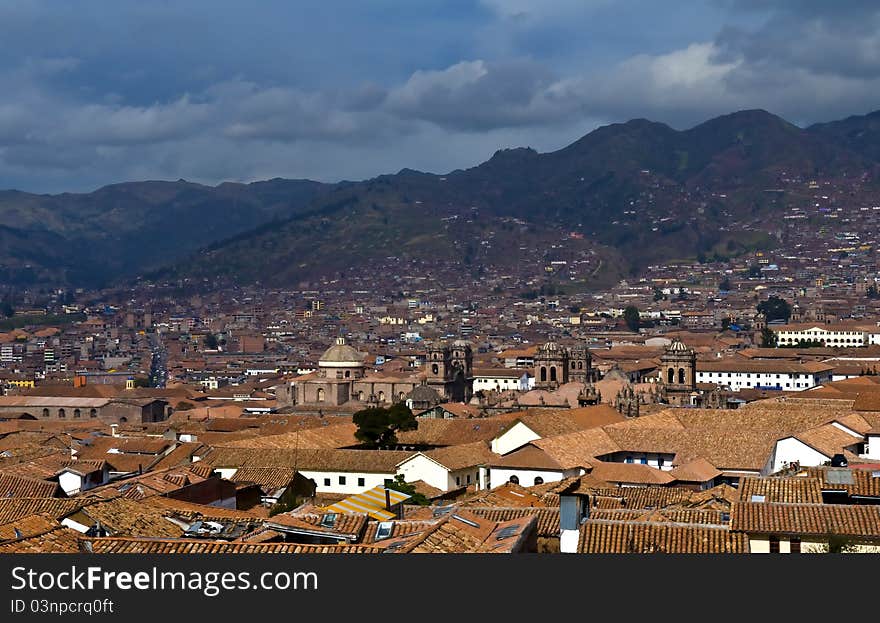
[
  {"left": 217, "top": 466, "right": 393, "bottom": 495},
  {"left": 491, "top": 421, "right": 540, "bottom": 455},
  {"left": 298, "top": 470, "right": 394, "bottom": 495},
  {"left": 866, "top": 434, "right": 880, "bottom": 460},
  {"left": 396, "top": 454, "right": 450, "bottom": 492},
  {"left": 489, "top": 467, "right": 569, "bottom": 489},
  {"left": 474, "top": 376, "right": 522, "bottom": 393},
  {"left": 770, "top": 437, "right": 830, "bottom": 473},
  {"left": 58, "top": 471, "right": 82, "bottom": 496},
  {"left": 696, "top": 370, "right": 823, "bottom": 391}
]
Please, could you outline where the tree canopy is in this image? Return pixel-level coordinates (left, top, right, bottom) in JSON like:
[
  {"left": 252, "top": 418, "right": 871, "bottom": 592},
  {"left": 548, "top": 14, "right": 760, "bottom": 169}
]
[
  {"left": 623, "top": 305, "right": 640, "bottom": 332},
  {"left": 757, "top": 295, "right": 791, "bottom": 323},
  {"left": 353, "top": 403, "right": 418, "bottom": 448}
]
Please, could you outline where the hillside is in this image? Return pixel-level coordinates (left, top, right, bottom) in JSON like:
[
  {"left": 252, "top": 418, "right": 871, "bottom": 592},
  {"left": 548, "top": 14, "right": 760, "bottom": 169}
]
[
  {"left": 0, "top": 178, "right": 334, "bottom": 286},
  {"left": 3, "top": 108, "right": 880, "bottom": 289},
  {"left": 157, "top": 109, "right": 879, "bottom": 288}
]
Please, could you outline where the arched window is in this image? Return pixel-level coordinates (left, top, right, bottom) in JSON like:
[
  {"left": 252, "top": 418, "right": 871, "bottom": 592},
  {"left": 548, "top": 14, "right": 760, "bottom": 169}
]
[
  {"left": 667, "top": 368, "right": 675, "bottom": 383},
  {"left": 578, "top": 361, "right": 583, "bottom": 370},
  {"left": 398, "top": 392, "right": 405, "bottom": 401},
  {"left": 73, "top": 409, "right": 81, "bottom": 418},
  {"left": 540, "top": 367, "right": 547, "bottom": 382},
  {"left": 378, "top": 391, "right": 385, "bottom": 402},
  {"left": 119, "top": 417, "right": 127, "bottom": 423},
  {"left": 678, "top": 368, "right": 685, "bottom": 384},
  {"left": 534, "top": 477, "right": 544, "bottom": 486},
  {"left": 58, "top": 408, "right": 66, "bottom": 418},
  {"left": 89, "top": 408, "right": 97, "bottom": 418},
  {"left": 509, "top": 475, "right": 519, "bottom": 485},
  {"left": 358, "top": 391, "right": 365, "bottom": 401},
  {"left": 317, "top": 388, "right": 325, "bottom": 402},
  {"left": 42, "top": 408, "right": 49, "bottom": 418},
  {"left": 432, "top": 364, "right": 439, "bottom": 375},
  {"left": 344, "top": 370, "right": 350, "bottom": 379},
  {"left": 550, "top": 367, "right": 557, "bottom": 382},
  {"left": 571, "top": 361, "right": 576, "bottom": 370}
]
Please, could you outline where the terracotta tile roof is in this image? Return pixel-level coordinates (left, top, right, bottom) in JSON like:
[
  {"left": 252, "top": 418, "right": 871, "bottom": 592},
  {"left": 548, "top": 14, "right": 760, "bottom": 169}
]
[
  {"left": 0, "top": 497, "right": 98, "bottom": 524},
  {"left": 0, "top": 472, "right": 60, "bottom": 498},
  {"left": 793, "top": 424, "right": 863, "bottom": 458},
  {"left": 578, "top": 519, "right": 747, "bottom": 553},
  {"left": 141, "top": 497, "right": 265, "bottom": 521},
  {"left": 0, "top": 526, "right": 82, "bottom": 553},
  {"left": 590, "top": 508, "right": 727, "bottom": 525},
  {"left": 730, "top": 502, "right": 880, "bottom": 538},
  {"left": 457, "top": 481, "right": 551, "bottom": 508},
  {"left": 268, "top": 511, "right": 368, "bottom": 539},
  {"left": 489, "top": 445, "right": 563, "bottom": 470},
  {"left": 0, "top": 512, "right": 59, "bottom": 541},
  {"left": 361, "top": 519, "right": 438, "bottom": 546},
  {"left": 229, "top": 467, "right": 298, "bottom": 490},
  {"left": 65, "top": 498, "right": 184, "bottom": 538},
  {"left": 590, "top": 462, "right": 676, "bottom": 486},
  {"left": 531, "top": 428, "right": 617, "bottom": 469},
  {"left": 406, "top": 509, "right": 536, "bottom": 554},
  {"left": 737, "top": 477, "right": 824, "bottom": 504},
  {"left": 204, "top": 447, "right": 412, "bottom": 473},
  {"left": 81, "top": 538, "right": 385, "bottom": 554},
  {"left": 669, "top": 458, "right": 722, "bottom": 483},
  {"left": 801, "top": 467, "right": 880, "bottom": 499},
  {"left": 467, "top": 507, "right": 560, "bottom": 537},
  {"left": 421, "top": 441, "right": 495, "bottom": 471}
]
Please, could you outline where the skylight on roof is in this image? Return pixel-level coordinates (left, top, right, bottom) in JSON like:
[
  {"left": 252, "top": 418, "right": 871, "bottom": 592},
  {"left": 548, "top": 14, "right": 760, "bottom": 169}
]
[
  {"left": 496, "top": 526, "right": 520, "bottom": 540},
  {"left": 451, "top": 514, "right": 480, "bottom": 528},
  {"left": 750, "top": 494, "right": 766, "bottom": 503},
  {"left": 320, "top": 513, "right": 337, "bottom": 528},
  {"left": 375, "top": 521, "right": 393, "bottom": 540}
]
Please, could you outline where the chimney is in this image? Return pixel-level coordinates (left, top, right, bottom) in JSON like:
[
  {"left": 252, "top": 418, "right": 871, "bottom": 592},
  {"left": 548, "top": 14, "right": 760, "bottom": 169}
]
[
  {"left": 110, "top": 424, "right": 119, "bottom": 437},
  {"left": 385, "top": 486, "right": 392, "bottom": 511}
]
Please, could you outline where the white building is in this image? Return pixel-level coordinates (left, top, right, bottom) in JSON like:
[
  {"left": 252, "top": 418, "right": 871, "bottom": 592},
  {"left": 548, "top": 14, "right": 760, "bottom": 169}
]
[
  {"left": 472, "top": 368, "right": 533, "bottom": 393},
  {"left": 696, "top": 360, "right": 833, "bottom": 391},
  {"left": 773, "top": 323, "right": 880, "bottom": 348}
]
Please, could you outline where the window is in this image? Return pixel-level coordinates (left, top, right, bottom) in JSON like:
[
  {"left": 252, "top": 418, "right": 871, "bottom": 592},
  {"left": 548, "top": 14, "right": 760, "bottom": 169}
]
[
  {"left": 540, "top": 367, "right": 547, "bottom": 382},
  {"left": 534, "top": 477, "right": 544, "bottom": 485},
  {"left": 769, "top": 537, "right": 780, "bottom": 553},
  {"left": 58, "top": 408, "right": 66, "bottom": 418},
  {"left": 509, "top": 475, "right": 519, "bottom": 484},
  {"left": 317, "top": 388, "right": 325, "bottom": 402},
  {"left": 358, "top": 391, "right": 365, "bottom": 401},
  {"left": 323, "top": 478, "right": 331, "bottom": 487},
  {"left": 42, "top": 408, "right": 49, "bottom": 418},
  {"left": 90, "top": 408, "right": 97, "bottom": 418},
  {"left": 667, "top": 368, "right": 674, "bottom": 383},
  {"left": 790, "top": 538, "right": 801, "bottom": 554},
  {"left": 550, "top": 367, "right": 557, "bottom": 382},
  {"left": 455, "top": 476, "right": 461, "bottom": 486},
  {"left": 338, "top": 476, "right": 346, "bottom": 485},
  {"left": 344, "top": 370, "right": 350, "bottom": 379},
  {"left": 678, "top": 368, "right": 685, "bottom": 384},
  {"left": 432, "top": 364, "right": 439, "bottom": 375},
  {"left": 357, "top": 477, "right": 365, "bottom": 487},
  {"left": 466, "top": 474, "right": 471, "bottom": 484},
  {"left": 640, "top": 458, "right": 648, "bottom": 464},
  {"left": 73, "top": 409, "right": 81, "bottom": 418},
  {"left": 378, "top": 391, "right": 385, "bottom": 402}
]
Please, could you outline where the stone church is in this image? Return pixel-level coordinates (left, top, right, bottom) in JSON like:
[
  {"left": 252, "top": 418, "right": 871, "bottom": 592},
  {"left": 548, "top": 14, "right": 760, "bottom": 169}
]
[{"left": 282, "top": 337, "right": 474, "bottom": 409}]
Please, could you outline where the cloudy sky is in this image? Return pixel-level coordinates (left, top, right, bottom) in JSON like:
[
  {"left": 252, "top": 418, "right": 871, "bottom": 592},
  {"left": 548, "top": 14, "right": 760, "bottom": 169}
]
[{"left": 2, "top": 1, "right": 880, "bottom": 193}]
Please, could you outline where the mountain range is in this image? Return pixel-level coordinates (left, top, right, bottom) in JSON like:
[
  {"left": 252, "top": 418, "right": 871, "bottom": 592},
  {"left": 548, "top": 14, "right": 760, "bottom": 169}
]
[{"left": 3, "top": 108, "right": 880, "bottom": 289}]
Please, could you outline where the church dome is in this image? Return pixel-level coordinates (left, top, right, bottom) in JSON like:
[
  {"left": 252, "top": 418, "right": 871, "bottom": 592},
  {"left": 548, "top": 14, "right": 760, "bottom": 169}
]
[
  {"left": 409, "top": 383, "right": 442, "bottom": 404},
  {"left": 667, "top": 339, "right": 690, "bottom": 352},
  {"left": 319, "top": 337, "right": 365, "bottom": 368}
]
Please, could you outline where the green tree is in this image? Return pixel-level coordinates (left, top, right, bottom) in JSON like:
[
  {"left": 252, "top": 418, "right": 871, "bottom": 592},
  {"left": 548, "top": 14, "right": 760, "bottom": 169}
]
[
  {"left": 760, "top": 327, "right": 778, "bottom": 348},
  {"left": 353, "top": 403, "right": 418, "bottom": 448},
  {"left": 204, "top": 333, "right": 219, "bottom": 349},
  {"left": 385, "top": 474, "right": 430, "bottom": 506},
  {"left": 623, "top": 305, "right": 641, "bottom": 332},
  {"left": 757, "top": 295, "right": 791, "bottom": 323}
]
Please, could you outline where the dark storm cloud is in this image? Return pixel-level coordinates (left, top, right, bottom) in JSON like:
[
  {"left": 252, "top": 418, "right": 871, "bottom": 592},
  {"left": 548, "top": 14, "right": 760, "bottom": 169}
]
[{"left": 1, "top": 1, "right": 880, "bottom": 192}]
